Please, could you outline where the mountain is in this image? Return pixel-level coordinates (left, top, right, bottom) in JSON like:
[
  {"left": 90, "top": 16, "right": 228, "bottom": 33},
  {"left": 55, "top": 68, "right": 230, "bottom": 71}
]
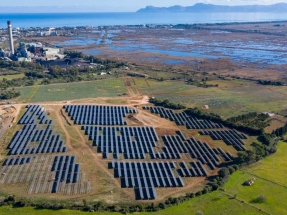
[{"left": 137, "top": 3, "right": 287, "bottom": 13}]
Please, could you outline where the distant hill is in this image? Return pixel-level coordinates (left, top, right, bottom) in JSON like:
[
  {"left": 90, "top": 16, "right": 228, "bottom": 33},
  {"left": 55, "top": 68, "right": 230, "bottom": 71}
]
[{"left": 137, "top": 3, "right": 287, "bottom": 13}]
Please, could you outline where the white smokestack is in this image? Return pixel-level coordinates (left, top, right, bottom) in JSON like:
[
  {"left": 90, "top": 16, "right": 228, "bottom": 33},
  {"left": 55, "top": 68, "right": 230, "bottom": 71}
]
[{"left": 7, "top": 21, "right": 14, "bottom": 55}]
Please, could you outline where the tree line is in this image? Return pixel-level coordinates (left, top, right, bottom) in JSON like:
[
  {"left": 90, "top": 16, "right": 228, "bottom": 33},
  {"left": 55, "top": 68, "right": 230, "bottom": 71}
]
[
  {"left": 183, "top": 107, "right": 282, "bottom": 164},
  {"left": 273, "top": 123, "right": 287, "bottom": 137},
  {"left": 0, "top": 77, "right": 35, "bottom": 89},
  {"left": 257, "top": 80, "right": 283, "bottom": 86},
  {"left": 64, "top": 50, "right": 126, "bottom": 69},
  {"left": 0, "top": 89, "right": 20, "bottom": 100},
  {"left": 227, "top": 112, "right": 269, "bottom": 130},
  {"left": 227, "top": 112, "right": 258, "bottom": 123},
  {"left": 0, "top": 61, "right": 44, "bottom": 75},
  {"left": 185, "top": 108, "right": 263, "bottom": 135},
  {"left": 149, "top": 98, "right": 186, "bottom": 110},
  {"left": 0, "top": 51, "right": 128, "bottom": 100},
  {"left": 237, "top": 133, "right": 279, "bottom": 164}
]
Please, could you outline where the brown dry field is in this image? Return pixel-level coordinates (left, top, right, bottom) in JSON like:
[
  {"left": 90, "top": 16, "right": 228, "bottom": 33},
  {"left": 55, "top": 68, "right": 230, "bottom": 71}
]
[
  {"left": 265, "top": 115, "right": 287, "bottom": 133},
  {"left": 0, "top": 94, "right": 248, "bottom": 204}
]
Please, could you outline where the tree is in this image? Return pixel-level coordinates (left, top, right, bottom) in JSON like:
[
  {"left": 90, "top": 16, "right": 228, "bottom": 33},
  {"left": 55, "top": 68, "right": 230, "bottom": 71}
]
[
  {"left": 218, "top": 168, "right": 230, "bottom": 178},
  {"left": 83, "top": 199, "right": 87, "bottom": 206},
  {"left": 158, "top": 203, "right": 165, "bottom": 209},
  {"left": 237, "top": 150, "right": 256, "bottom": 164},
  {"left": 252, "top": 195, "right": 267, "bottom": 203},
  {"left": 228, "top": 166, "right": 235, "bottom": 174}
]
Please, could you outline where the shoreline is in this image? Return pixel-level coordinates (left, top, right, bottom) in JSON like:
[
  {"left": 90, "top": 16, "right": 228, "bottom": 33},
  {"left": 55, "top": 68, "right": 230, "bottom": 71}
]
[{"left": 1, "top": 14, "right": 287, "bottom": 29}]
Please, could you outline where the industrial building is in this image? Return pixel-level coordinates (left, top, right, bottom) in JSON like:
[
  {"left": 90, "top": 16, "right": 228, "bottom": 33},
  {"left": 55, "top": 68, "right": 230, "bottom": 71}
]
[
  {"left": 36, "top": 28, "right": 58, "bottom": 37},
  {"left": 43, "top": 47, "right": 65, "bottom": 60},
  {"left": 0, "top": 21, "right": 64, "bottom": 62}
]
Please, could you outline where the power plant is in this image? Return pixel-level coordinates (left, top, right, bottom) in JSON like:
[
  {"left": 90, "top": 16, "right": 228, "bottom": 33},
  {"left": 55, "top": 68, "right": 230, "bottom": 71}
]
[
  {"left": 7, "top": 21, "right": 14, "bottom": 55},
  {"left": 1, "top": 21, "right": 63, "bottom": 61}
]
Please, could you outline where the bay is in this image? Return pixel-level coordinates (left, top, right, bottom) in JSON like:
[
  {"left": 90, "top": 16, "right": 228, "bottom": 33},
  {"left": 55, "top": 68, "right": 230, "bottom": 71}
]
[{"left": 1, "top": 12, "right": 287, "bottom": 28}]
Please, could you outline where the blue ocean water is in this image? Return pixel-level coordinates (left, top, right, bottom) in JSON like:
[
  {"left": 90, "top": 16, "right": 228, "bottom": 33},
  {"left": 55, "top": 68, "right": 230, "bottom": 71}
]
[{"left": 1, "top": 12, "right": 287, "bottom": 28}]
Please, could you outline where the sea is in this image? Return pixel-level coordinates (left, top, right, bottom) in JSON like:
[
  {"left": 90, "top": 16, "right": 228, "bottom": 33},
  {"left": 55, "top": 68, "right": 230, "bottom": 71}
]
[{"left": 1, "top": 12, "right": 287, "bottom": 28}]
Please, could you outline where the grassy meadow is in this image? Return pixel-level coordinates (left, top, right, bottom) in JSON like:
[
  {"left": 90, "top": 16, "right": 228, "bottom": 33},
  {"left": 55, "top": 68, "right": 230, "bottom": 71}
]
[
  {"left": 243, "top": 142, "right": 287, "bottom": 186},
  {"left": 15, "top": 79, "right": 128, "bottom": 103},
  {"left": 13, "top": 77, "right": 287, "bottom": 118}
]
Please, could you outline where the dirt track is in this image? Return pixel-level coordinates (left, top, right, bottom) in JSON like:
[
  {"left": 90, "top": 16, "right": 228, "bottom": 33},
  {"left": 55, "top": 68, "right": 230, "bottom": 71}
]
[{"left": 53, "top": 105, "right": 130, "bottom": 197}]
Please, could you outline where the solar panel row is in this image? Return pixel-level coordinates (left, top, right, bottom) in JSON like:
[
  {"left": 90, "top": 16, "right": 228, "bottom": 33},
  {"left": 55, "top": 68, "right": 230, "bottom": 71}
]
[
  {"left": 82, "top": 126, "right": 158, "bottom": 159},
  {"left": 8, "top": 123, "right": 67, "bottom": 155},
  {"left": 159, "top": 135, "right": 233, "bottom": 167},
  {"left": 2, "top": 156, "right": 34, "bottom": 166},
  {"left": 178, "top": 161, "right": 208, "bottom": 177},
  {"left": 19, "top": 105, "right": 52, "bottom": 125},
  {"left": 143, "top": 106, "right": 223, "bottom": 129},
  {"left": 51, "top": 155, "right": 81, "bottom": 193},
  {"left": 161, "top": 135, "right": 187, "bottom": 159},
  {"left": 64, "top": 105, "right": 137, "bottom": 125},
  {"left": 200, "top": 129, "right": 247, "bottom": 151},
  {"left": 112, "top": 161, "right": 184, "bottom": 200}
]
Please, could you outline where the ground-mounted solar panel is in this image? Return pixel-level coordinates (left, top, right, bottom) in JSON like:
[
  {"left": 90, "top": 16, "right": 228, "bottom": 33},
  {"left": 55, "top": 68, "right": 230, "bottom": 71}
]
[
  {"left": 182, "top": 161, "right": 192, "bottom": 177},
  {"left": 111, "top": 161, "right": 186, "bottom": 200}
]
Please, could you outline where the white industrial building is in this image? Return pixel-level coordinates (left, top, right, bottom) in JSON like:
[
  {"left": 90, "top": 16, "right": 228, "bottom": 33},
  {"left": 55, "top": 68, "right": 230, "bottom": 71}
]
[
  {"left": 36, "top": 28, "right": 58, "bottom": 37},
  {"left": 43, "top": 48, "right": 65, "bottom": 60}
]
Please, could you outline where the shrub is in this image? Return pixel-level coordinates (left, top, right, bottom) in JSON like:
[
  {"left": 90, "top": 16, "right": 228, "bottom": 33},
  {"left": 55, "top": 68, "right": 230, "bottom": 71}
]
[{"left": 251, "top": 195, "right": 267, "bottom": 203}]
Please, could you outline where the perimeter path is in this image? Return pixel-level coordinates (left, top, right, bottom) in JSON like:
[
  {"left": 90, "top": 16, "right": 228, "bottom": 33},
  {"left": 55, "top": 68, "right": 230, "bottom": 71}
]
[{"left": 4, "top": 95, "right": 149, "bottom": 107}]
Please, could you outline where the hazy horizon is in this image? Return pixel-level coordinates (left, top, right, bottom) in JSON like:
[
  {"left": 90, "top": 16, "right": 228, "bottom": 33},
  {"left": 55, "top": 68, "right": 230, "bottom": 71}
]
[{"left": 1, "top": 0, "right": 287, "bottom": 12}]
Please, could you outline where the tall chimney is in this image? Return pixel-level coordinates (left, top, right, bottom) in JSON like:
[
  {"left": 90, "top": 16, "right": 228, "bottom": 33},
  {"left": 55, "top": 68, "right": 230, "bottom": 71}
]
[{"left": 7, "top": 21, "right": 14, "bottom": 55}]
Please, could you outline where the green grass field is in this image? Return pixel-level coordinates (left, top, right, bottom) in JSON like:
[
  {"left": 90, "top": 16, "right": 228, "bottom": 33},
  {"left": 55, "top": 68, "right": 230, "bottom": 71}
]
[
  {"left": 15, "top": 79, "right": 128, "bottom": 103},
  {"left": 14, "top": 78, "right": 287, "bottom": 118},
  {"left": 0, "top": 190, "right": 264, "bottom": 215},
  {"left": 0, "top": 206, "right": 127, "bottom": 215},
  {"left": 244, "top": 142, "right": 287, "bottom": 186},
  {"left": 0, "top": 74, "right": 25, "bottom": 80},
  {"left": 15, "top": 87, "right": 35, "bottom": 103},
  {"left": 224, "top": 171, "right": 287, "bottom": 214},
  {"left": 221, "top": 141, "right": 287, "bottom": 215},
  {"left": 30, "top": 79, "right": 127, "bottom": 102},
  {"left": 139, "top": 191, "right": 264, "bottom": 215},
  {"left": 136, "top": 79, "right": 287, "bottom": 118}
]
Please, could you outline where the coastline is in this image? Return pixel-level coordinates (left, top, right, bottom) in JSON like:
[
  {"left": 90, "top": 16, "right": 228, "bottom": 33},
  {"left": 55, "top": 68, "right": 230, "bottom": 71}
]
[{"left": 1, "top": 12, "right": 287, "bottom": 28}]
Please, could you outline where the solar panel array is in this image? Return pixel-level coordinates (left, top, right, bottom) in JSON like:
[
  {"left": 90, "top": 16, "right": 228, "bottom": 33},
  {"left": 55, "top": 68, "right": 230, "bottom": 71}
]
[
  {"left": 64, "top": 105, "right": 137, "bottom": 125},
  {"left": 143, "top": 106, "right": 223, "bottom": 129},
  {"left": 158, "top": 135, "right": 233, "bottom": 168},
  {"left": 143, "top": 106, "right": 249, "bottom": 153},
  {"left": 2, "top": 105, "right": 87, "bottom": 195},
  {"left": 7, "top": 124, "right": 67, "bottom": 155},
  {"left": 178, "top": 161, "right": 208, "bottom": 177},
  {"left": 111, "top": 161, "right": 184, "bottom": 200},
  {"left": 2, "top": 156, "right": 34, "bottom": 166},
  {"left": 2, "top": 104, "right": 240, "bottom": 200},
  {"left": 19, "top": 105, "right": 52, "bottom": 125},
  {"left": 51, "top": 155, "right": 81, "bottom": 193},
  {"left": 83, "top": 126, "right": 159, "bottom": 159},
  {"left": 200, "top": 129, "right": 247, "bottom": 151}
]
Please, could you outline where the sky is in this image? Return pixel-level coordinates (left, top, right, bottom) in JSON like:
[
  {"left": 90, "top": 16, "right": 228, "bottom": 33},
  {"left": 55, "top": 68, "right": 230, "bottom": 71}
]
[{"left": 1, "top": 0, "right": 287, "bottom": 12}]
